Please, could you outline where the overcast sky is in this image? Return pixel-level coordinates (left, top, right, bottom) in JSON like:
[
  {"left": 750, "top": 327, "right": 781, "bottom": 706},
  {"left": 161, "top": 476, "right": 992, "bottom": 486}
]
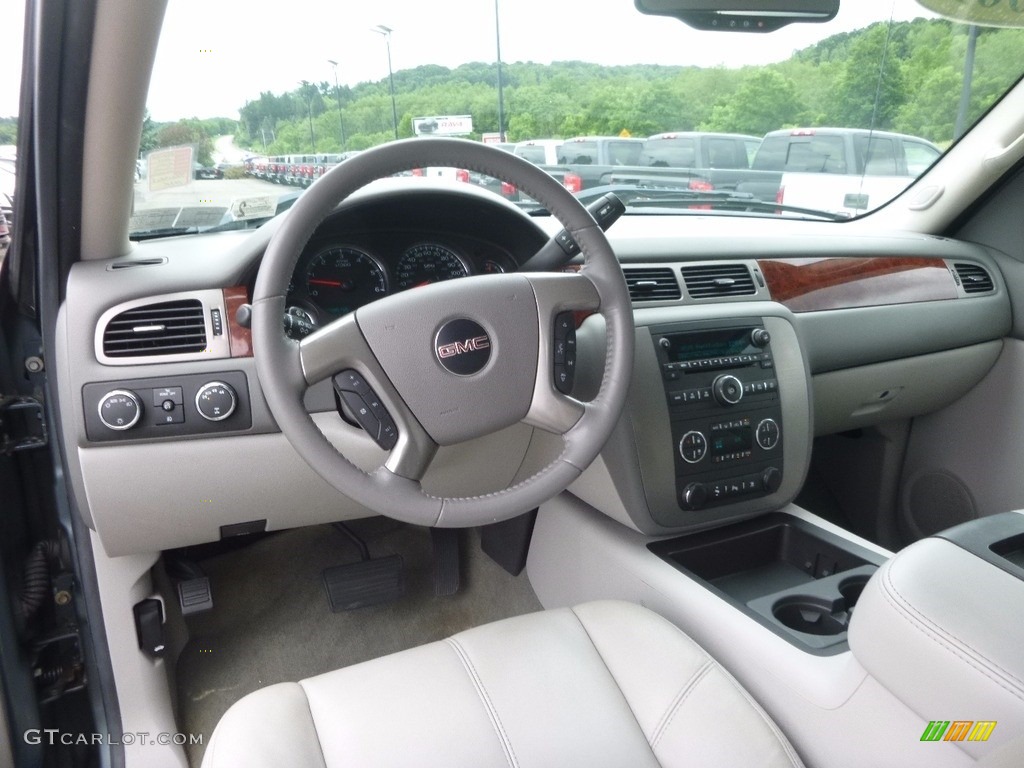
[{"left": 2, "top": 1, "right": 937, "bottom": 121}]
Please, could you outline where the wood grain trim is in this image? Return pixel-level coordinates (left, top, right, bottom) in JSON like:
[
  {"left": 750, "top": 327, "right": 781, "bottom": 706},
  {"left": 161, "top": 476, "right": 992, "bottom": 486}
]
[
  {"left": 757, "top": 257, "right": 957, "bottom": 312},
  {"left": 223, "top": 286, "right": 252, "bottom": 358}
]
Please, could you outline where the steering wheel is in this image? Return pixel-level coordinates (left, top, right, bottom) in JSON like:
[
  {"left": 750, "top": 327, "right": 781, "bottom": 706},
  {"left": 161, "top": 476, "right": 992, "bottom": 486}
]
[{"left": 252, "top": 138, "right": 633, "bottom": 527}]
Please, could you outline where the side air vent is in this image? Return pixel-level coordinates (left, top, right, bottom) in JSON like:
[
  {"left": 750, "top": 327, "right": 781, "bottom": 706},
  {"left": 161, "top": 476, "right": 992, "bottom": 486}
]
[
  {"left": 953, "top": 263, "right": 994, "bottom": 294},
  {"left": 623, "top": 267, "right": 682, "bottom": 302},
  {"left": 102, "top": 299, "right": 207, "bottom": 358},
  {"left": 680, "top": 263, "right": 756, "bottom": 299}
]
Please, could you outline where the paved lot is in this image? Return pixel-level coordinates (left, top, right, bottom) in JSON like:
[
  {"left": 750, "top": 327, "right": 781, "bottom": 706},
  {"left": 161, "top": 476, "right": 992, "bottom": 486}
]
[{"left": 133, "top": 177, "right": 288, "bottom": 211}]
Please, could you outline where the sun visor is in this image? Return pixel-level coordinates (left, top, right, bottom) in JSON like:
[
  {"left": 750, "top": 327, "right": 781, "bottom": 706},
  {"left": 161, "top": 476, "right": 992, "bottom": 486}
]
[{"left": 917, "top": 0, "right": 1024, "bottom": 28}]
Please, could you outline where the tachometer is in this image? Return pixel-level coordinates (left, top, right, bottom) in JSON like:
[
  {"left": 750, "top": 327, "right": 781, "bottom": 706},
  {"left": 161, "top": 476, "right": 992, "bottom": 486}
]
[
  {"left": 304, "top": 246, "right": 388, "bottom": 317},
  {"left": 395, "top": 243, "right": 469, "bottom": 291}
]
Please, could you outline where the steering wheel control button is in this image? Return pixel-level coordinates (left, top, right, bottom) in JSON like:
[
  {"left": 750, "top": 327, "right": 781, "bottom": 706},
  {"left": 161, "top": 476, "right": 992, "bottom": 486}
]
[
  {"left": 554, "top": 231, "right": 580, "bottom": 257},
  {"left": 434, "top": 318, "right": 492, "bottom": 376},
  {"left": 712, "top": 374, "right": 744, "bottom": 406},
  {"left": 378, "top": 416, "right": 399, "bottom": 450},
  {"left": 554, "top": 313, "right": 574, "bottom": 339},
  {"left": 332, "top": 370, "right": 400, "bottom": 450},
  {"left": 98, "top": 390, "right": 142, "bottom": 431},
  {"left": 195, "top": 382, "right": 237, "bottom": 422},
  {"left": 679, "top": 430, "right": 708, "bottom": 464},
  {"left": 756, "top": 418, "right": 781, "bottom": 451},
  {"left": 553, "top": 312, "right": 577, "bottom": 394},
  {"left": 333, "top": 370, "right": 372, "bottom": 396},
  {"left": 339, "top": 389, "right": 382, "bottom": 438}
]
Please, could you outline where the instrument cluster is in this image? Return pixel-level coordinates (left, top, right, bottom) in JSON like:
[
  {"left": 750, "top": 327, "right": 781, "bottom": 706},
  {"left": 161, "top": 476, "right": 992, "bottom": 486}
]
[{"left": 285, "top": 234, "right": 518, "bottom": 328}]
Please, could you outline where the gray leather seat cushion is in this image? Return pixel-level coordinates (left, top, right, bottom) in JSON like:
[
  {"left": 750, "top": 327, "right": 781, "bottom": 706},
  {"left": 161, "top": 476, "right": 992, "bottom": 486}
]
[{"left": 201, "top": 600, "right": 803, "bottom": 768}]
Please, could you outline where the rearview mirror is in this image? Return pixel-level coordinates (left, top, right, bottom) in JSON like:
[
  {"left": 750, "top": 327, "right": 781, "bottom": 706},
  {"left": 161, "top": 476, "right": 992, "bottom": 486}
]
[{"left": 634, "top": 0, "right": 839, "bottom": 32}]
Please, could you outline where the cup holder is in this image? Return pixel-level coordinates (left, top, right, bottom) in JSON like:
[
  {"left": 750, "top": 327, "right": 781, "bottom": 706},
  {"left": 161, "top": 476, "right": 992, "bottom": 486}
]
[
  {"left": 772, "top": 596, "right": 850, "bottom": 636},
  {"left": 743, "top": 563, "right": 878, "bottom": 650},
  {"left": 839, "top": 574, "right": 870, "bottom": 609}
]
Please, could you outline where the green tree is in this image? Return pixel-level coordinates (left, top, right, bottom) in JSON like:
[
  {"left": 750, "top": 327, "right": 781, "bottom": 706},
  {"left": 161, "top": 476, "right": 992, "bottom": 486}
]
[
  {"left": 894, "top": 22, "right": 960, "bottom": 142},
  {"left": 701, "top": 69, "right": 803, "bottom": 136},
  {"left": 0, "top": 119, "right": 16, "bottom": 145},
  {"left": 828, "top": 24, "right": 907, "bottom": 129},
  {"left": 155, "top": 119, "right": 214, "bottom": 165}
]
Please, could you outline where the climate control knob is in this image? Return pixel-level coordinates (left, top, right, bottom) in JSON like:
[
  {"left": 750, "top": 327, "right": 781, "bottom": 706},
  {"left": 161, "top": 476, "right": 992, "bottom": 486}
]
[
  {"left": 195, "top": 382, "right": 237, "bottom": 422},
  {"left": 756, "top": 418, "right": 781, "bottom": 450},
  {"left": 679, "top": 430, "right": 708, "bottom": 464},
  {"left": 680, "top": 482, "right": 707, "bottom": 511},
  {"left": 762, "top": 467, "right": 783, "bottom": 493},
  {"left": 98, "top": 390, "right": 142, "bottom": 431},
  {"left": 712, "top": 374, "right": 744, "bottom": 406}
]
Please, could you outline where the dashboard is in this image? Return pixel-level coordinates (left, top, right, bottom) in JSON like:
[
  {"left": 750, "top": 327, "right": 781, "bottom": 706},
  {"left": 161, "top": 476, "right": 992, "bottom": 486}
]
[{"left": 55, "top": 179, "right": 1014, "bottom": 554}]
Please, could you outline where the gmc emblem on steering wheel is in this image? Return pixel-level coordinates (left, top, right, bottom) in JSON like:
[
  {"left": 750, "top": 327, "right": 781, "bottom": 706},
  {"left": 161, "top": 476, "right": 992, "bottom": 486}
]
[{"left": 435, "top": 318, "right": 492, "bottom": 376}]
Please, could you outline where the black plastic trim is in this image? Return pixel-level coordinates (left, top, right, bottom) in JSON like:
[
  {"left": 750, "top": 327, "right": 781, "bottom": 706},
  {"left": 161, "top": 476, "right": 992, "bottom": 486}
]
[
  {"left": 480, "top": 509, "right": 538, "bottom": 576},
  {"left": 934, "top": 511, "right": 1024, "bottom": 583},
  {"left": 649, "top": 512, "right": 887, "bottom": 655}
]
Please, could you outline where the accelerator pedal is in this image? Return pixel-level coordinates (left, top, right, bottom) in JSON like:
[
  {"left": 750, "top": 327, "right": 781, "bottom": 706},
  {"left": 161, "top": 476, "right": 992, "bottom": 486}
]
[
  {"left": 431, "top": 527, "right": 461, "bottom": 597},
  {"left": 323, "top": 522, "right": 404, "bottom": 611}
]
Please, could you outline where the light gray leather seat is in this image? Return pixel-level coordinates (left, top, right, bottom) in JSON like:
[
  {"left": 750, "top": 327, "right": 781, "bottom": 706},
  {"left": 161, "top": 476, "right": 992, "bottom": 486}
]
[{"left": 201, "top": 600, "right": 803, "bottom": 768}]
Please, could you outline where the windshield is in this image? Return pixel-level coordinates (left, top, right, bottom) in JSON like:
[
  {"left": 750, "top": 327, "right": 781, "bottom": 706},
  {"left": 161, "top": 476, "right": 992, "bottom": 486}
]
[{"left": 131, "top": 0, "right": 1024, "bottom": 237}]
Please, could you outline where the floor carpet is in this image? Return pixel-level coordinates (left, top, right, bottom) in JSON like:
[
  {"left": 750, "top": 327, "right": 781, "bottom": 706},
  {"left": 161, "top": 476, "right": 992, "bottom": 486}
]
[{"left": 175, "top": 518, "right": 542, "bottom": 765}]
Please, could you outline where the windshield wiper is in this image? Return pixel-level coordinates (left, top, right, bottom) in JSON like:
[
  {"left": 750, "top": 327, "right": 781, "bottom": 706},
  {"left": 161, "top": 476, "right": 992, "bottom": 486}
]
[
  {"left": 527, "top": 185, "right": 847, "bottom": 222},
  {"left": 129, "top": 226, "right": 200, "bottom": 241}
]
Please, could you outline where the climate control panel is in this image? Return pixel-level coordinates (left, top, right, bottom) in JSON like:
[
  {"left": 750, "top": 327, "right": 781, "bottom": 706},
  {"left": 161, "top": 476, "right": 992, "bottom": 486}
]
[{"left": 84, "top": 371, "right": 251, "bottom": 442}]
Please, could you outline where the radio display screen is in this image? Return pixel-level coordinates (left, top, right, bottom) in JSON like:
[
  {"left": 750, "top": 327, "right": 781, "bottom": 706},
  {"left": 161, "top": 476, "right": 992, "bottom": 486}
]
[
  {"left": 712, "top": 426, "right": 752, "bottom": 457},
  {"left": 666, "top": 329, "right": 752, "bottom": 362}
]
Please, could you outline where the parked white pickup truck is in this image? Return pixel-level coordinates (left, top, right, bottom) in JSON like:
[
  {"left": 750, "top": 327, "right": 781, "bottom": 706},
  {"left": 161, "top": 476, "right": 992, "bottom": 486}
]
[{"left": 747, "top": 127, "right": 941, "bottom": 217}]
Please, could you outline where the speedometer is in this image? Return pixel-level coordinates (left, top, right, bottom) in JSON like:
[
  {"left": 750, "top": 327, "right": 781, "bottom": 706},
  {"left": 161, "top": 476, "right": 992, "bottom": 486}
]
[
  {"left": 305, "top": 246, "right": 388, "bottom": 317},
  {"left": 395, "top": 243, "right": 469, "bottom": 291}
]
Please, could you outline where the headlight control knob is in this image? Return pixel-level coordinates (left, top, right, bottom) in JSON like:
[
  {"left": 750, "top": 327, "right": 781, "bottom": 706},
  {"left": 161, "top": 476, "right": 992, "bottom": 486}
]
[
  {"left": 98, "top": 390, "right": 142, "bottom": 431},
  {"left": 195, "top": 382, "right": 237, "bottom": 422}
]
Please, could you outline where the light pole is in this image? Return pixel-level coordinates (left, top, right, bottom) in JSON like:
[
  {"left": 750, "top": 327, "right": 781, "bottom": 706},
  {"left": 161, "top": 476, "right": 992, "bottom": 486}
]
[
  {"left": 495, "top": 0, "right": 505, "bottom": 142},
  {"left": 299, "top": 80, "right": 317, "bottom": 152},
  {"left": 327, "top": 59, "right": 347, "bottom": 151},
  {"left": 371, "top": 25, "right": 399, "bottom": 140},
  {"left": 954, "top": 25, "right": 979, "bottom": 141}
]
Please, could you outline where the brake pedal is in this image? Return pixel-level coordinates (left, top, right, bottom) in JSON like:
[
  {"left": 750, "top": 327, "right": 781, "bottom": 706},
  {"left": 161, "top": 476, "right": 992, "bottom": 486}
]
[
  {"left": 323, "top": 556, "right": 404, "bottom": 611},
  {"left": 323, "top": 522, "right": 405, "bottom": 611}
]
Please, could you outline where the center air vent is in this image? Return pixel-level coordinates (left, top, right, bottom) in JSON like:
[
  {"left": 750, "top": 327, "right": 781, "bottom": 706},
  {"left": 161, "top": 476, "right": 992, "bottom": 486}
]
[
  {"left": 680, "top": 264, "right": 756, "bottom": 299},
  {"left": 102, "top": 299, "right": 207, "bottom": 358},
  {"left": 623, "top": 267, "right": 682, "bottom": 302},
  {"left": 953, "top": 263, "right": 994, "bottom": 294}
]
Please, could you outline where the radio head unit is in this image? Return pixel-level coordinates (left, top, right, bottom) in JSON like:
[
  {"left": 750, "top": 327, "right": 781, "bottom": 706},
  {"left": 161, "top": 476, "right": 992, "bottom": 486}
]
[{"left": 651, "top": 319, "right": 784, "bottom": 513}]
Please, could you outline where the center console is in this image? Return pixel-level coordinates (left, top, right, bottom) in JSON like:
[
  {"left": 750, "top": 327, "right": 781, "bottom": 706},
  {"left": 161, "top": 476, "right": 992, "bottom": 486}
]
[
  {"left": 572, "top": 305, "right": 812, "bottom": 535},
  {"left": 533, "top": 302, "right": 1020, "bottom": 765}
]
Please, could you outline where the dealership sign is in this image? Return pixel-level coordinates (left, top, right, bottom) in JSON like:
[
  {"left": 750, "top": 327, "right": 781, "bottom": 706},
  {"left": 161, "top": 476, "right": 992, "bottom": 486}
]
[{"left": 413, "top": 115, "right": 474, "bottom": 136}]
